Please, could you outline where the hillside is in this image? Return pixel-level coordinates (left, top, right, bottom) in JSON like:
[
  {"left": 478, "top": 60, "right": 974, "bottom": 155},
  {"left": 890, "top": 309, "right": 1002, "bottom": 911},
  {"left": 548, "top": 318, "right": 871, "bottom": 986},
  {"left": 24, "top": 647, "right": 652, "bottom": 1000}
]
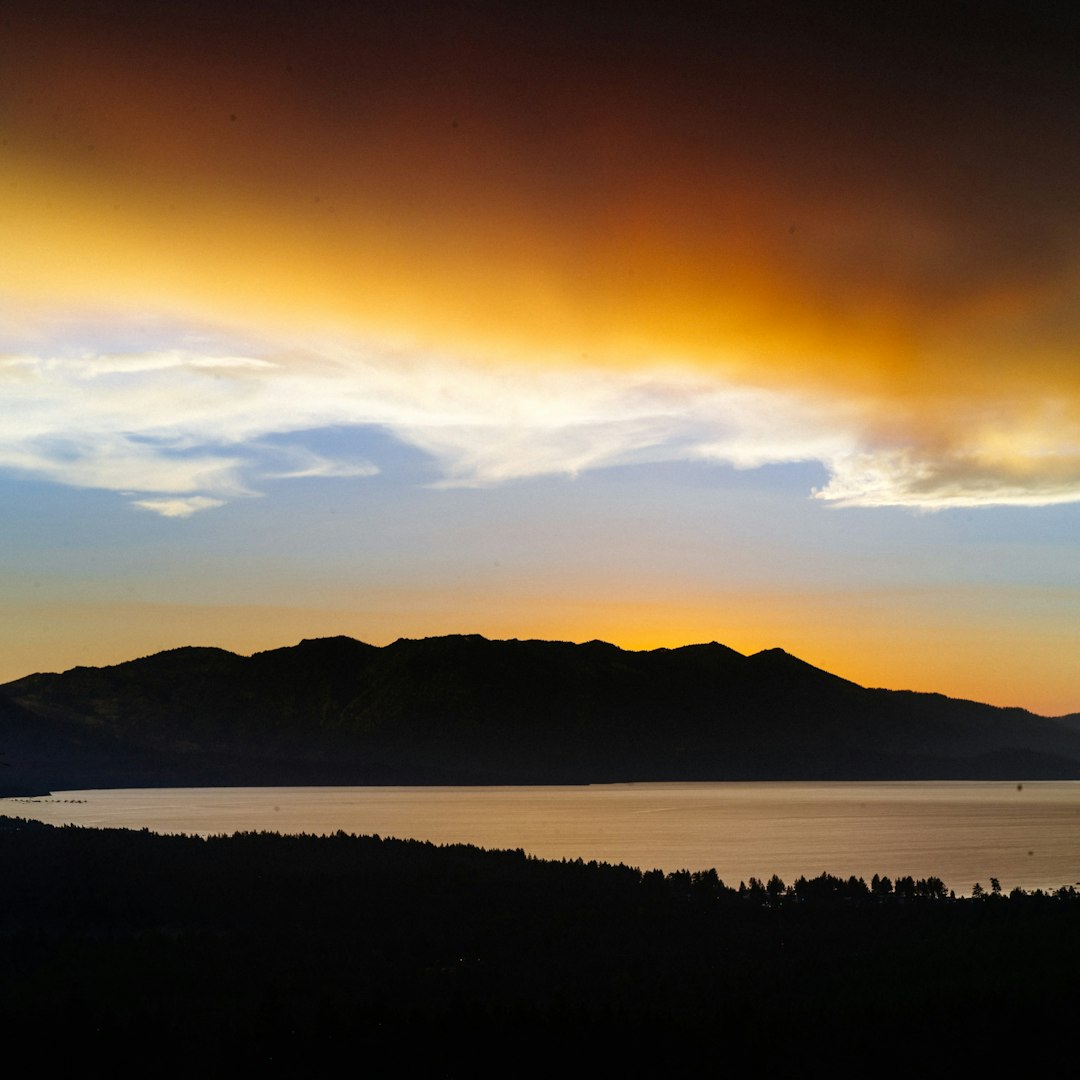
[{"left": 2, "top": 634, "right": 1079, "bottom": 793}]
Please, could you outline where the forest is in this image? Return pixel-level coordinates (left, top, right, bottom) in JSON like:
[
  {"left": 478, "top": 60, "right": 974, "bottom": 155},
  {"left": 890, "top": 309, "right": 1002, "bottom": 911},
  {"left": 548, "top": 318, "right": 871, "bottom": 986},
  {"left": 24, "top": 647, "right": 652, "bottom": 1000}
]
[{"left": 2, "top": 814, "right": 1077, "bottom": 1069}]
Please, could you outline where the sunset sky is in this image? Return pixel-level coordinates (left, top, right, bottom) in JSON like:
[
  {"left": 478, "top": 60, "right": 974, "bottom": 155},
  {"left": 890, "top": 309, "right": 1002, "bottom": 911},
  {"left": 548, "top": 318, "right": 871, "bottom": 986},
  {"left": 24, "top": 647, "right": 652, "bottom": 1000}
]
[{"left": 2, "top": 0, "right": 1078, "bottom": 714}]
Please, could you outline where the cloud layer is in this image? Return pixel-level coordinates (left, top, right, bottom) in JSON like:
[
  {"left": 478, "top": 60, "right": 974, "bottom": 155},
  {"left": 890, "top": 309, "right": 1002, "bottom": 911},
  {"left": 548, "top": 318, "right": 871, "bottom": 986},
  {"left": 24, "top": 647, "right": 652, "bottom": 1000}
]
[{"left": 3, "top": 315, "right": 1079, "bottom": 514}]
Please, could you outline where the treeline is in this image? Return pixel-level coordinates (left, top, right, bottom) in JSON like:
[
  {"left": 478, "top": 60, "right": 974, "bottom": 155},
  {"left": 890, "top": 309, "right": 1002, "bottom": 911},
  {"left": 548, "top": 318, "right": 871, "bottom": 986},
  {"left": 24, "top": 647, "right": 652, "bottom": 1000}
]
[
  {"left": 730, "top": 869, "right": 1074, "bottom": 902},
  {"left": 3, "top": 815, "right": 1079, "bottom": 1069}
]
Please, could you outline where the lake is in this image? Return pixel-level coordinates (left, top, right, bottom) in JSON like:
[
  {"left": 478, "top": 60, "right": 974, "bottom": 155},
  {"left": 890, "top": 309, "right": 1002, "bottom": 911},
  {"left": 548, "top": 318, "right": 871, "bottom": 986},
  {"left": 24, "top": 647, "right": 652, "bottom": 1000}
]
[{"left": 5, "top": 780, "right": 1080, "bottom": 895}]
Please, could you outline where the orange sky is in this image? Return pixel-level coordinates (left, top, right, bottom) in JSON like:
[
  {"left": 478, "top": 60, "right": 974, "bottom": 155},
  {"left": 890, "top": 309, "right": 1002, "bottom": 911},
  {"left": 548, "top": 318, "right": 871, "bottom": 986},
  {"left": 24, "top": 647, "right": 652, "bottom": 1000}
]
[{"left": 5, "top": 1, "right": 1077, "bottom": 390}]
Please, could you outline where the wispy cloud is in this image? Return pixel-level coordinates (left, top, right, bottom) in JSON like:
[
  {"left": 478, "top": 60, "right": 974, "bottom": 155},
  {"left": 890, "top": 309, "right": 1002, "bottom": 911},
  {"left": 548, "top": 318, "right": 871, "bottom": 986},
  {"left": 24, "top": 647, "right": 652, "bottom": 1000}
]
[
  {"left": 2, "top": 311, "right": 1079, "bottom": 514},
  {"left": 131, "top": 496, "right": 226, "bottom": 518},
  {"left": 262, "top": 448, "right": 380, "bottom": 481},
  {"left": 817, "top": 446, "right": 1080, "bottom": 509}
]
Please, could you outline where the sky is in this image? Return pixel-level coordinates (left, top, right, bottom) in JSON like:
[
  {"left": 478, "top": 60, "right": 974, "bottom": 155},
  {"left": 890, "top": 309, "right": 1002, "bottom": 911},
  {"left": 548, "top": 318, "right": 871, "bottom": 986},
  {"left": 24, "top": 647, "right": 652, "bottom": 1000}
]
[{"left": 1, "top": 0, "right": 1078, "bottom": 714}]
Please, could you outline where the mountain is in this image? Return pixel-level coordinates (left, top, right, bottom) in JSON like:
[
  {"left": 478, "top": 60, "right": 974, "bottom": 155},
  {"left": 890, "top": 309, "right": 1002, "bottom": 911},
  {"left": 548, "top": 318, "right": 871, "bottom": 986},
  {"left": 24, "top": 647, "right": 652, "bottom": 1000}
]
[{"left": 2, "top": 634, "right": 1079, "bottom": 793}]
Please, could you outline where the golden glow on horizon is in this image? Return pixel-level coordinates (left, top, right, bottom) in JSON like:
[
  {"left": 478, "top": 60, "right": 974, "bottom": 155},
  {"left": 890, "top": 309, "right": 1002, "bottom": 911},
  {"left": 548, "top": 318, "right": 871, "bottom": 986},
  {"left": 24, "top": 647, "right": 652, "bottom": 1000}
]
[{"left": 1, "top": 591, "right": 1076, "bottom": 717}]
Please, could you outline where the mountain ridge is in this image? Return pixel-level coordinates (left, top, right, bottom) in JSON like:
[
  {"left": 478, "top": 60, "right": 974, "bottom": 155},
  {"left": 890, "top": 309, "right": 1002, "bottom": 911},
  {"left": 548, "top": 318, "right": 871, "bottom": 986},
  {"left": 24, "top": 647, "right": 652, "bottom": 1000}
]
[{"left": 2, "top": 633, "right": 1078, "bottom": 794}]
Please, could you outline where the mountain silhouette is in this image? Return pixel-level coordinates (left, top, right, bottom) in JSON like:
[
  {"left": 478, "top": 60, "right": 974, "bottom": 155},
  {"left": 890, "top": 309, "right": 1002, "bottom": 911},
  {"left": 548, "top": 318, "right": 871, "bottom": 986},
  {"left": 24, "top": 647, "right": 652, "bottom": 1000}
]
[{"left": 2, "top": 634, "right": 1078, "bottom": 793}]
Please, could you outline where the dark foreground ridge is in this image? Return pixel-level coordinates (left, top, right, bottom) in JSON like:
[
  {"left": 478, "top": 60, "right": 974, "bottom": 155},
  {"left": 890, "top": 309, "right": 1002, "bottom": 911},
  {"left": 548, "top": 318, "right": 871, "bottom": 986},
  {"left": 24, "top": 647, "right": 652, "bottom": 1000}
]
[
  {"left": 2, "top": 815, "right": 1077, "bottom": 1069},
  {"left": 3, "top": 633, "right": 1080, "bottom": 792}
]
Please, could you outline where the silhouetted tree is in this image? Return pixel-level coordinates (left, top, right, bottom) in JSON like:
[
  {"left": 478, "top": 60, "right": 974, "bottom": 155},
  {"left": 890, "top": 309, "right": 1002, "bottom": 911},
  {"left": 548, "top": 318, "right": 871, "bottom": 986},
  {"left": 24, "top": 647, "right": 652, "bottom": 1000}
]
[{"left": 915, "top": 876, "right": 946, "bottom": 900}]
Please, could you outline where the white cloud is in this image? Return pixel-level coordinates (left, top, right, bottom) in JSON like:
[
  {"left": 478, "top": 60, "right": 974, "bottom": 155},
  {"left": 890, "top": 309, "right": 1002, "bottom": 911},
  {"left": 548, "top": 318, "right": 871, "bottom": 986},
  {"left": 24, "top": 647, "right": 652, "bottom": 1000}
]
[
  {"left": 131, "top": 496, "right": 226, "bottom": 518},
  {"left": 263, "top": 448, "right": 379, "bottom": 480},
  {"left": 2, "top": 310, "right": 1079, "bottom": 512},
  {"left": 0, "top": 329, "right": 844, "bottom": 512},
  {"left": 816, "top": 447, "right": 1080, "bottom": 509}
]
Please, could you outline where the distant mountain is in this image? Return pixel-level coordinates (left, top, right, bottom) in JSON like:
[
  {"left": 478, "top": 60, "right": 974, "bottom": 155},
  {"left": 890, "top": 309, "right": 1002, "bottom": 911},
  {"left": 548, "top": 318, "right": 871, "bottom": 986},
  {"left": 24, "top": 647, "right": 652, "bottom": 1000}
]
[{"left": 2, "top": 634, "right": 1079, "bottom": 793}]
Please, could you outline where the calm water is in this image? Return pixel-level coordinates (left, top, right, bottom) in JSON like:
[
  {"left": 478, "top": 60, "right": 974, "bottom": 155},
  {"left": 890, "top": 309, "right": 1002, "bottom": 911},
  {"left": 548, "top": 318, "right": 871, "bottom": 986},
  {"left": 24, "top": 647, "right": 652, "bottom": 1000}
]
[{"left": 5, "top": 781, "right": 1080, "bottom": 895}]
